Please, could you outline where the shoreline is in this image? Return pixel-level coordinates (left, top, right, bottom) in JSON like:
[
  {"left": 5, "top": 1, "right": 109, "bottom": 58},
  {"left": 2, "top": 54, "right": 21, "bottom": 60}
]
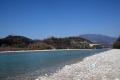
[
  {"left": 0, "top": 49, "right": 102, "bottom": 53},
  {"left": 36, "top": 49, "right": 120, "bottom": 80}
]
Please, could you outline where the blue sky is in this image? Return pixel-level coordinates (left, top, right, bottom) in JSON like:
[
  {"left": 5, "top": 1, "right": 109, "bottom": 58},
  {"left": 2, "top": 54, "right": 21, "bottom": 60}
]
[{"left": 0, "top": 0, "right": 120, "bottom": 39}]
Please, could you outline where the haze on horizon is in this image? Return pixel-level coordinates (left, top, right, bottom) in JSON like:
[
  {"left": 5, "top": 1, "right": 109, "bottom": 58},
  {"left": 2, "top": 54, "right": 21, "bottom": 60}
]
[{"left": 0, "top": 0, "right": 120, "bottom": 39}]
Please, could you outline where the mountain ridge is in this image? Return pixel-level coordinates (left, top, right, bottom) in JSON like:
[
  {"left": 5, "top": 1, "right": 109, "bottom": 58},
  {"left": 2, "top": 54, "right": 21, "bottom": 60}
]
[
  {"left": 80, "top": 34, "right": 116, "bottom": 48},
  {"left": 0, "top": 35, "right": 92, "bottom": 51}
]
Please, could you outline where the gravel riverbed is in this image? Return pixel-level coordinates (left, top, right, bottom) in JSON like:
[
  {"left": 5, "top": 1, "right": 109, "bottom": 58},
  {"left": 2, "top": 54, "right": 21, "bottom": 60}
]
[{"left": 36, "top": 49, "right": 120, "bottom": 80}]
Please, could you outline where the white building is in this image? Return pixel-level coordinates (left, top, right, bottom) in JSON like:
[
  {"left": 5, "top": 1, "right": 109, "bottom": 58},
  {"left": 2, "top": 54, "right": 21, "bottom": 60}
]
[{"left": 89, "top": 43, "right": 103, "bottom": 49}]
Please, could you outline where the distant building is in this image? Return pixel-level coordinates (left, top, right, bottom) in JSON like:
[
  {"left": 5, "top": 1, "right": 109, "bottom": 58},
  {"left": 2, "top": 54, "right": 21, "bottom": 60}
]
[{"left": 89, "top": 43, "right": 103, "bottom": 49}]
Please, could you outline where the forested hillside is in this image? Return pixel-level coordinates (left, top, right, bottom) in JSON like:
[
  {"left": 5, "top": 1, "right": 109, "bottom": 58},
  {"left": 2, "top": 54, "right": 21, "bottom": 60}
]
[
  {"left": 0, "top": 35, "right": 92, "bottom": 51},
  {"left": 113, "top": 36, "right": 120, "bottom": 49}
]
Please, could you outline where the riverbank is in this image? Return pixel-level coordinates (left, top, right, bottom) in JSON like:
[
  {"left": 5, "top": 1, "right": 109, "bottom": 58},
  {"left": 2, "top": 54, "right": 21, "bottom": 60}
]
[
  {"left": 0, "top": 49, "right": 96, "bottom": 53},
  {"left": 36, "top": 49, "right": 120, "bottom": 80}
]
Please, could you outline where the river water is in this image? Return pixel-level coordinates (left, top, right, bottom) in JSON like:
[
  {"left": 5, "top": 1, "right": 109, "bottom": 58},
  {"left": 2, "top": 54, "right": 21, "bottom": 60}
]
[{"left": 0, "top": 49, "right": 108, "bottom": 80}]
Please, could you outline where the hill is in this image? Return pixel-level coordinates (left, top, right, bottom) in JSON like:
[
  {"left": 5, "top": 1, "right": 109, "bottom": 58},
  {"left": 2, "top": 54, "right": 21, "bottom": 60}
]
[
  {"left": 0, "top": 35, "right": 92, "bottom": 51},
  {"left": 113, "top": 36, "right": 120, "bottom": 49},
  {"left": 0, "top": 35, "right": 33, "bottom": 48},
  {"left": 80, "top": 34, "right": 116, "bottom": 48},
  {"left": 43, "top": 36, "right": 92, "bottom": 49}
]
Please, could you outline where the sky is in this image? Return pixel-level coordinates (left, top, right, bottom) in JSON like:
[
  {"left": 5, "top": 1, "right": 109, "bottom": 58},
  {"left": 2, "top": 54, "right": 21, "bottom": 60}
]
[{"left": 0, "top": 0, "right": 120, "bottom": 39}]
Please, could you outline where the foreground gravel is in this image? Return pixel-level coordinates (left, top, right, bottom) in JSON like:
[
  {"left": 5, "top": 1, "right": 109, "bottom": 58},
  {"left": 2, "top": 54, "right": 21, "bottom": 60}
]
[{"left": 36, "top": 49, "right": 120, "bottom": 80}]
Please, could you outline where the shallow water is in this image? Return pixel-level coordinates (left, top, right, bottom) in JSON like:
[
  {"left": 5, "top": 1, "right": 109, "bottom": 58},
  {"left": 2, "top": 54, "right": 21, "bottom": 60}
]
[{"left": 0, "top": 49, "right": 108, "bottom": 80}]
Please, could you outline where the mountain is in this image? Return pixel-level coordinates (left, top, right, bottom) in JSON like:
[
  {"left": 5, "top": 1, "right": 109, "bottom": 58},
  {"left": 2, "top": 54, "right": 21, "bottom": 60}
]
[
  {"left": 0, "top": 35, "right": 33, "bottom": 48},
  {"left": 0, "top": 35, "right": 92, "bottom": 51},
  {"left": 80, "top": 34, "right": 116, "bottom": 48},
  {"left": 113, "top": 36, "right": 120, "bottom": 49},
  {"left": 43, "top": 36, "right": 92, "bottom": 49}
]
